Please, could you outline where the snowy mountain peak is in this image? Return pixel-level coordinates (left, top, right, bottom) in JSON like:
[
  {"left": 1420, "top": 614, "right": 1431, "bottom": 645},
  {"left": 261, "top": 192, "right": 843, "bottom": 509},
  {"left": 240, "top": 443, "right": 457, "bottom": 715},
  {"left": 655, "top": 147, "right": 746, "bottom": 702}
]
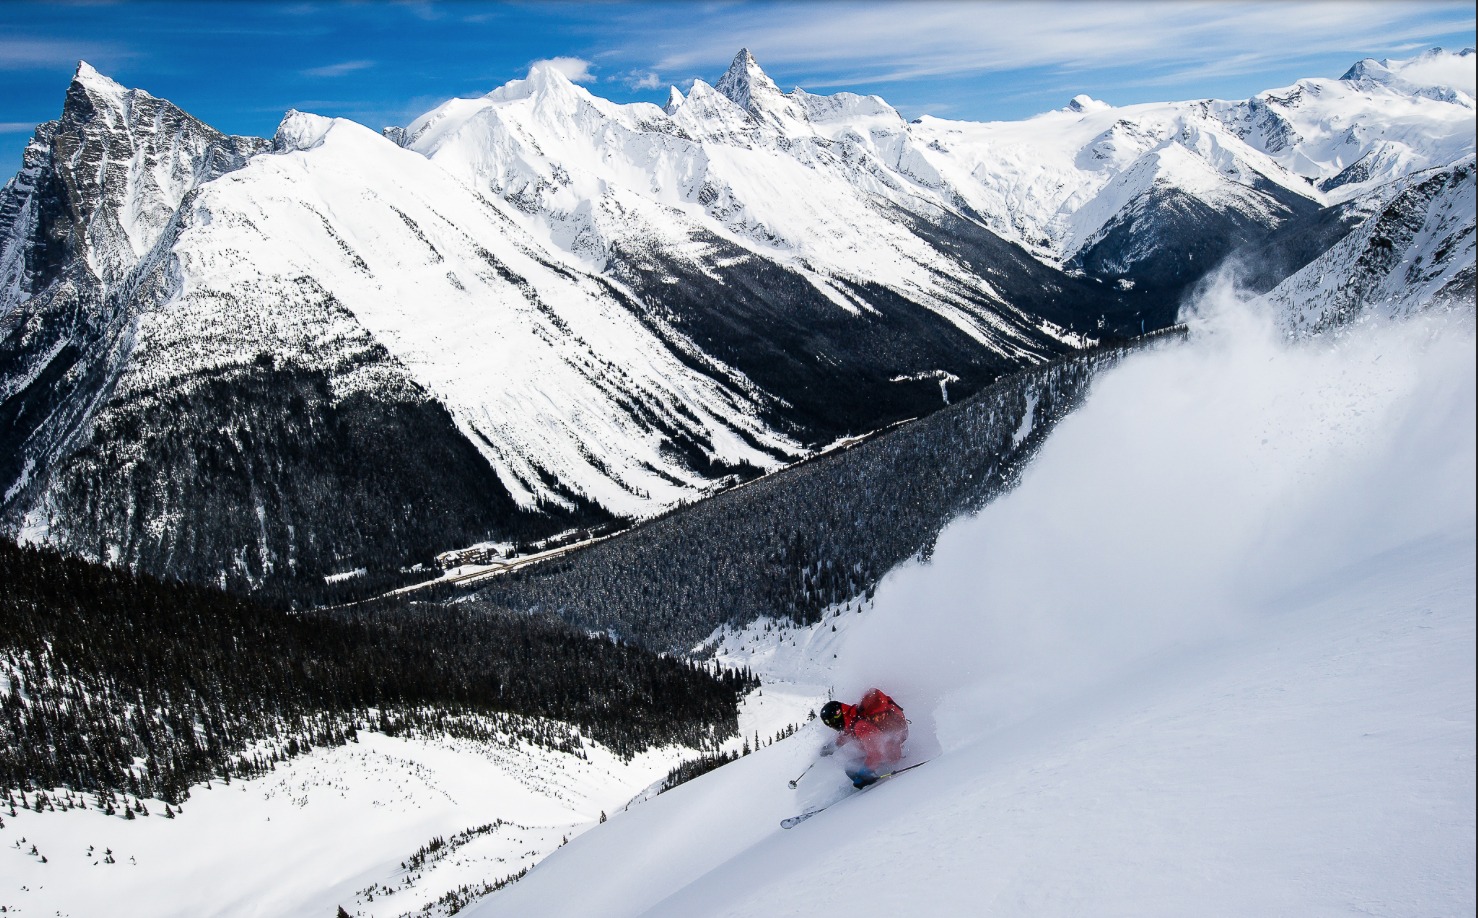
[
  {"left": 518, "top": 59, "right": 589, "bottom": 108},
  {"left": 41, "top": 63, "right": 268, "bottom": 286},
  {"left": 527, "top": 57, "right": 576, "bottom": 84},
  {"left": 274, "top": 109, "right": 337, "bottom": 152},
  {"left": 1066, "top": 94, "right": 1112, "bottom": 114},
  {"left": 1340, "top": 58, "right": 1386, "bottom": 82},
  {"left": 1339, "top": 46, "right": 1477, "bottom": 101},
  {"left": 1403, "top": 46, "right": 1476, "bottom": 67},
  {"left": 64, "top": 60, "right": 138, "bottom": 125},
  {"left": 72, "top": 60, "right": 126, "bottom": 95},
  {"left": 715, "top": 48, "right": 781, "bottom": 112},
  {"left": 664, "top": 85, "right": 685, "bottom": 115},
  {"left": 479, "top": 59, "right": 590, "bottom": 111}
]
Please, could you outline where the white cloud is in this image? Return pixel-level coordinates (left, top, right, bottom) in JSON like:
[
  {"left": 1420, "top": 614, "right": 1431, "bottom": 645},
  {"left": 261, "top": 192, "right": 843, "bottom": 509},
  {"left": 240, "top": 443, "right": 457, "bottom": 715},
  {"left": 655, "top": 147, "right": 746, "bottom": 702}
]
[
  {"left": 629, "top": 70, "right": 662, "bottom": 90},
  {"left": 0, "top": 122, "right": 38, "bottom": 134},
  {"left": 0, "top": 38, "right": 121, "bottom": 71},
  {"left": 619, "top": 1, "right": 1474, "bottom": 88},
  {"left": 1397, "top": 51, "right": 1477, "bottom": 95},
  {"left": 302, "top": 60, "right": 376, "bottom": 79},
  {"left": 531, "top": 56, "right": 595, "bottom": 83},
  {"left": 391, "top": 0, "right": 444, "bottom": 22}
]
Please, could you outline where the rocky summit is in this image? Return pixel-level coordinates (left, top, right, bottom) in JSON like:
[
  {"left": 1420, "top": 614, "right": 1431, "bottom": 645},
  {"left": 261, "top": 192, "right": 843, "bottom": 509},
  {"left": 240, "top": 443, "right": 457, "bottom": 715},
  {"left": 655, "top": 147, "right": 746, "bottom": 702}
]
[{"left": 1, "top": 48, "right": 1473, "bottom": 598}]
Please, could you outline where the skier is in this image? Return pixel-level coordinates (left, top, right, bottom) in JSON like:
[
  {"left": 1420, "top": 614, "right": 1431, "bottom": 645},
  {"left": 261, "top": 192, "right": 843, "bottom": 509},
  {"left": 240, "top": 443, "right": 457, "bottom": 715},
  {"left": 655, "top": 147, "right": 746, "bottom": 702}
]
[{"left": 820, "top": 688, "right": 908, "bottom": 787}]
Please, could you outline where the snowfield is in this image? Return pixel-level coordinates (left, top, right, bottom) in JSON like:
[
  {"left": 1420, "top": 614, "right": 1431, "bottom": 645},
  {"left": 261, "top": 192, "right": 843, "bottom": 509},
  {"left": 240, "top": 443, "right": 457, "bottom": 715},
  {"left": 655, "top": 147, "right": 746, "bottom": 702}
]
[
  {"left": 469, "top": 297, "right": 1476, "bottom": 918},
  {"left": 141, "top": 109, "right": 802, "bottom": 517},
  {"left": 0, "top": 724, "right": 725, "bottom": 918},
  {"left": 7, "top": 286, "right": 1463, "bottom": 918}
]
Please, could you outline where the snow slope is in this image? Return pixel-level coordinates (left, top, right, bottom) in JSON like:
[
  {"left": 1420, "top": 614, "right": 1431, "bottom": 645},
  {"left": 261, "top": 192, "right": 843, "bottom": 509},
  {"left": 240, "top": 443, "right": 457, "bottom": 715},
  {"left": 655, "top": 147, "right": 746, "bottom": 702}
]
[
  {"left": 0, "top": 720, "right": 708, "bottom": 918},
  {"left": 136, "top": 111, "right": 799, "bottom": 516},
  {"left": 907, "top": 47, "right": 1475, "bottom": 265},
  {"left": 5, "top": 50, "right": 1470, "bottom": 590},
  {"left": 1263, "top": 155, "right": 1476, "bottom": 333},
  {"left": 404, "top": 56, "right": 1065, "bottom": 358},
  {"left": 468, "top": 294, "right": 1476, "bottom": 917}
]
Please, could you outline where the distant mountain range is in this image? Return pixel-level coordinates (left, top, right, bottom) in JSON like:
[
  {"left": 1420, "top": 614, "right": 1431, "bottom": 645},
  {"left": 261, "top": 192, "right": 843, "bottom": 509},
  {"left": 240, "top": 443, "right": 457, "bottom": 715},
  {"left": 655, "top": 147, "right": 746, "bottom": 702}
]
[{"left": 1, "top": 47, "right": 1472, "bottom": 596}]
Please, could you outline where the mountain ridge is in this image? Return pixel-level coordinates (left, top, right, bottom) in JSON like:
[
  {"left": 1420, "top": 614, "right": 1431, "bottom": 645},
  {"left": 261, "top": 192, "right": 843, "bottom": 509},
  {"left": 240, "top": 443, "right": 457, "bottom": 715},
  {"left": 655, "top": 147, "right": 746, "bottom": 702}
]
[{"left": 0, "top": 49, "right": 1471, "bottom": 597}]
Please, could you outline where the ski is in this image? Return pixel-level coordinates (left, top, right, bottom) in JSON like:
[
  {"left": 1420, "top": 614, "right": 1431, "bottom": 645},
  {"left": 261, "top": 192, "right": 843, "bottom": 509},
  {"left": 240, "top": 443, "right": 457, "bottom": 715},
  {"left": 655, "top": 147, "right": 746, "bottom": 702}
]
[
  {"left": 780, "top": 808, "right": 824, "bottom": 830},
  {"left": 780, "top": 760, "right": 930, "bottom": 829}
]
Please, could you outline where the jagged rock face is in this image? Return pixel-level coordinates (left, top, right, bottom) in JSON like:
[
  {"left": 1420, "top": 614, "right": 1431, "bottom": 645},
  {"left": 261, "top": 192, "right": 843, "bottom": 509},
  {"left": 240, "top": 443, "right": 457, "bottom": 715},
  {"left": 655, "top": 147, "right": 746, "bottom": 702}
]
[
  {"left": 0, "top": 67, "right": 551, "bottom": 595},
  {"left": 1262, "top": 156, "right": 1476, "bottom": 333},
  {"left": 712, "top": 48, "right": 768, "bottom": 113},
  {"left": 0, "top": 66, "right": 269, "bottom": 538},
  {"left": 712, "top": 47, "right": 814, "bottom": 130},
  {"left": 0, "top": 127, "right": 68, "bottom": 306},
  {"left": 0, "top": 63, "right": 269, "bottom": 308}
]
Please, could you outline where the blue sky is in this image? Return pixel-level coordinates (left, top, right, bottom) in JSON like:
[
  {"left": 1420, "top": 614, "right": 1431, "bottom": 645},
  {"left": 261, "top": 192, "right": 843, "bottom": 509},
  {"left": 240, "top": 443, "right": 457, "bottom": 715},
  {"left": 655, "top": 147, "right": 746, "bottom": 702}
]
[{"left": 1, "top": 1, "right": 1474, "bottom": 172}]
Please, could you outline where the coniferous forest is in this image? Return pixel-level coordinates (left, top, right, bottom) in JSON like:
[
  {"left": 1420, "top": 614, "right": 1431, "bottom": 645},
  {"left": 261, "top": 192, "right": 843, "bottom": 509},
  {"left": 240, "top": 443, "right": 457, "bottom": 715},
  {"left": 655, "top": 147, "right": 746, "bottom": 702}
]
[
  {"left": 0, "top": 537, "right": 755, "bottom": 803},
  {"left": 0, "top": 329, "right": 1179, "bottom": 809},
  {"left": 468, "top": 329, "right": 1186, "bottom": 651}
]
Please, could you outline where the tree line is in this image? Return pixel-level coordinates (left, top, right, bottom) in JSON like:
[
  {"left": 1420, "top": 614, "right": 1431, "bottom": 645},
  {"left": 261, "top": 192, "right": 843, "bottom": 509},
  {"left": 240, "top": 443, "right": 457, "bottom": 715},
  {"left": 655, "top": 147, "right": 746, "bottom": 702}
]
[
  {"left": 467, "top": 328, "right": 1188, "bottom": 652},
  {"left": 0, "top": 537, "right": 756, "bottom": 803}
]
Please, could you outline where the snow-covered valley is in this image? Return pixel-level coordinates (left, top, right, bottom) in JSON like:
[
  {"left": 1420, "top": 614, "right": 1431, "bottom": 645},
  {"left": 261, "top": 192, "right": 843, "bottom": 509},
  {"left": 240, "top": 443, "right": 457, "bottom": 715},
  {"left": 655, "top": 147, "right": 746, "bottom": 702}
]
[{"left": 0, "top": 635, "right": 837, "bottom": 918}]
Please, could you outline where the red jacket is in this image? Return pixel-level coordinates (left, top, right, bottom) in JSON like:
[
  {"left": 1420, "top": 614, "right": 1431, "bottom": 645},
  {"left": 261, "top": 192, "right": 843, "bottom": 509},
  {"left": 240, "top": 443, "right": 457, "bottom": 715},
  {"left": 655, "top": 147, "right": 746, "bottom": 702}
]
[{"left": 835, "top": 688, "right": 908, "bottom": 770}]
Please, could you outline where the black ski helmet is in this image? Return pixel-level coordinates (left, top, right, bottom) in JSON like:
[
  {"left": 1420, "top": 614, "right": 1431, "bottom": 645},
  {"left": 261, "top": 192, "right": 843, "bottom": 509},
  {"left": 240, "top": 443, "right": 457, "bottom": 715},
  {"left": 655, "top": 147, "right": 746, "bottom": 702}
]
[{"left": 821, "top": 700, "right": 845, "bottom": 729}]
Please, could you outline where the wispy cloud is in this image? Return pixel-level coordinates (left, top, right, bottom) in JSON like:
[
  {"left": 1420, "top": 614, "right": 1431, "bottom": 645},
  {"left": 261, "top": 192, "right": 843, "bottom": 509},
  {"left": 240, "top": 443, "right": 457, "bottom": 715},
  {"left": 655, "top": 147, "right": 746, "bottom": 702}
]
[
  {"left": 301, "top": 58, "right": 378, "bottom": 78},
  {"left": 531, "top": 56, "right": 595, "bottom": 83},
  {"left": 0, "top": 122, "right": 38, "bottom": 134},
  {"left": 302, "top": 59, "right": 376, "bottom": 79},
  {"left": 0, "top": 37, "right": 119, "bottom": 71},
  {"left": 391, "top": 1, "right": 444, "bottom": 22},
  {"left": 611, "top": 1, "right": 1474, "bottom": 89}
]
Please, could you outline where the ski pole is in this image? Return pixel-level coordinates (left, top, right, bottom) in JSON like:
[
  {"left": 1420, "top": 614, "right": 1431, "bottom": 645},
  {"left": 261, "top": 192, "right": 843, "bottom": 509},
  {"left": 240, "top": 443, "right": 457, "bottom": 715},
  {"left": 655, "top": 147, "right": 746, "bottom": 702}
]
[{"left": 788, "top": 762, "right": 815, "bottom": 789}]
